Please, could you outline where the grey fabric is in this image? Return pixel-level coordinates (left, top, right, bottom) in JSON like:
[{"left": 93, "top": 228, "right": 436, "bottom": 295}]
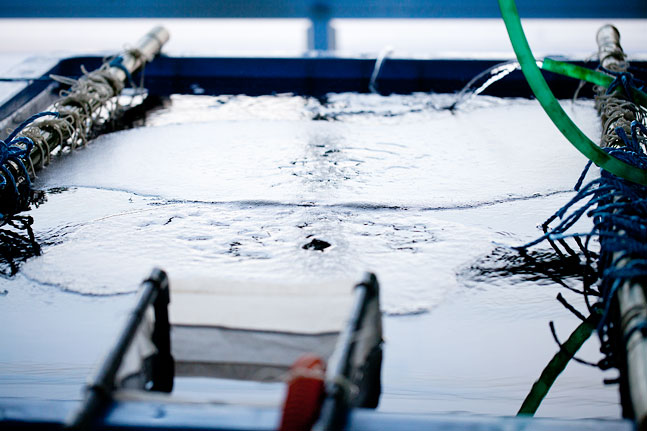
[
  {"left": 115, "top": 276, "right": 366, "bottom": 388},
  {"left": 172, "top": 325, "right": 339, "bottom": 382}
]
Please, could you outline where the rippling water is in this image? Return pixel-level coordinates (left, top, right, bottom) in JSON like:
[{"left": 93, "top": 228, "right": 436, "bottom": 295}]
[{"left": 0, "top": 93, "right": 622, "bottom": 419}]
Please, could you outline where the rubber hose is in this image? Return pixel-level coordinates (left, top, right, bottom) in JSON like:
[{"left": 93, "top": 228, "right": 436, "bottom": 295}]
[
  {"left": 541, "top": 58, "right": 647, "bottom": 107},
  {"left": 541, "top": 58, "right": 612, "bottom": 87},
  {"left": 498, "top": 0, "right": 647, "bottom": 186}
]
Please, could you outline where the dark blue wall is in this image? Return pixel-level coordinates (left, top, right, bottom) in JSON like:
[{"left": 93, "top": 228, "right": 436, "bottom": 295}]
[{"left": 1, "top": 0, "right": 645, "bottom": 18}]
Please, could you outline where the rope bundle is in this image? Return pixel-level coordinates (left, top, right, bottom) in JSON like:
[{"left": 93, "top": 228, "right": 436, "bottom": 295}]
[
  {"left": 517, "top": 46, "right": 647, "bottom": 419},
  {"left": 0, "top": 50, "right": 146, "bottom": 226}
]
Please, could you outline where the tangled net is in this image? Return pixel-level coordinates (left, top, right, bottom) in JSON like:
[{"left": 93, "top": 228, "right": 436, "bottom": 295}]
[
  {"left": 0, "top": 215, "right": 40, "bottom": 277},
  {"left": 0, "top": 50, "right": 146, "bottom": 227},
  {"left": 517, "top": 57, "right": 647, "bottom": 418}
]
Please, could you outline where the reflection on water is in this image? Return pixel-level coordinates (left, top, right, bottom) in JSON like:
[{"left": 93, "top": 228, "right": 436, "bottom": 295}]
[
  {"left": 17, "top": 187, "right": 477, "bottom": 311},
  {"left": 0, "top": 216, "right": 40, "bottom": 277},
  {"left": 0, "top": 93, "right": 620, "bottom": 419},
  {"left": 458, "top": 246, "right": 591, "bottom": 290}
]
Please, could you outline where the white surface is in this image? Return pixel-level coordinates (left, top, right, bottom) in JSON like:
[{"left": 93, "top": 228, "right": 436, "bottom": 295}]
[
  {"left": 170, "top": 276, "right": 354, "bottom": 333},
  {"left": 334, "top": 19, "right": 647, "bottom": 59},
  {"left": 0, "top": 18, "right": 644, "bottom": 58}
]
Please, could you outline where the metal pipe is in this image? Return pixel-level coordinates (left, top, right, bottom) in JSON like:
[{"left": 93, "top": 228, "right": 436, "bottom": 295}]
[
  {"left": 0, "top": 26, "right": 168, "bottom": 222},
  {"left": 597, "top": 25, "right": 627, "bottom": 73},
  {"left": 29, "top": 25, "right": 169, "bottom": 170},
  {"left": 19, "top": 27, "right": 169, "bottom": 176},
  {"left": 314, "top": 272, "right": 379, "bottom": 431},
  {"left": 595, "top": 24, "right": 647, "bottom": 429},
  {"left": 65, "top": 268, "right": 169, "bottom": 430}
]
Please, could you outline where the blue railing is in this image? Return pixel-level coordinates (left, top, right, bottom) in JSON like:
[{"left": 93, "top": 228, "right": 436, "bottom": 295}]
[{"left": 1, "top": 0, "right": 645, "bottom": 50}]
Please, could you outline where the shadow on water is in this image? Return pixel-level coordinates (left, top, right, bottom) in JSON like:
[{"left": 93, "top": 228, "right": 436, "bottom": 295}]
[
  {"left": 0, "top": 215, "right": 41, "bottom": 277},
  {"left": 457, "top": 246, "right": 594, "bottom": 291}
]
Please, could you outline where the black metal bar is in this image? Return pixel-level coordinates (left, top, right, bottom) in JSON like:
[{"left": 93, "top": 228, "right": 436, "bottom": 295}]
[
  {"left": 151, "top": 271, "right": 174, "bottom": 392},
  {"left": 65, "top": 268, "right": 169, "bottom": 430},
  {"left": 313, "top": 272, "right": 379, "bottom": 431}
]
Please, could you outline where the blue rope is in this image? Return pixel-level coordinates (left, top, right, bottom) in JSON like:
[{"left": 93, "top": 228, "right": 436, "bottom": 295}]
[
  {"left": 0, "top": 111, "right": 58, "bottom": 224},
  {"left": 574, "top": 160, "right": 593, "bottom": 191},
  {"left": 6, "top": 111, "right": 59, "bottom": 142},
  {"left": 624, "top": 321, "right": 647, "bottom": 345},
  {"left": 517, "top": 121, "right": 647, "bottom": 372},
  {"left": 109, "top": 56, "right": 137, "bottom": 89},
  {"left": 603, "top": 68, "right": 646, "bottom": 103}
]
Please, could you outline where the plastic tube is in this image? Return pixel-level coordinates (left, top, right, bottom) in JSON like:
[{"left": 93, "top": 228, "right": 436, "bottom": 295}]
[
  {"left": 541, "top": 58, "right": 647, "bottom": 107},
  {"left": 497, "top": 0, "right": 647, "bottom": 186},
  {"left": 517, "top": 317, "right": 596, "bottom": 416},
  {"left": 541, "top": 58, "right": 612, "bottom": 87}
]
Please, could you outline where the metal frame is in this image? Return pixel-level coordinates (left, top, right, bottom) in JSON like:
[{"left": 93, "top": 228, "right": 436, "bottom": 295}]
[
  {"left": 2, "top": 55, "right": 629, "bottom": 127},
  {"left": 65, "top": 269, "right": 173, "bottom": 430},
  {"left": 63, "top": 269, "right": 383, "bottom": 430},
  {"left": 314, "top": 272, "right": 382, "bottom": 431},
  {"left": 0, "top": 50, "right": 639, "bottom": 431}
]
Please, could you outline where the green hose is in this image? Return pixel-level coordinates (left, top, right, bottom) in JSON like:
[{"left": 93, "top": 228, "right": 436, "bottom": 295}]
[
  {"left": 517, "top": 316, "right": 596, "bottom": 416},
  {"left": 541, "top": 58, "right": 612, "bottom": 87},
  {"left": 498, "top": 0, "right": 647, "bottom": 186},
  {"left": 541, "top": 58, "right": 647, "bottom": 107}
]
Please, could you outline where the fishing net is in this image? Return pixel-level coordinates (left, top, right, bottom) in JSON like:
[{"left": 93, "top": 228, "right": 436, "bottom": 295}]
[
  {"left": 0, "top": 60, "right": 142, "bottom": 224},
  {"left": 0, "top": 28, "right": 167, "bottom": 228},
  {"left": 516, "top": 26, "right": 647, "bottom": 420},
  {"left": 0, "top": 215, "right": 40, "bottom": 277}
]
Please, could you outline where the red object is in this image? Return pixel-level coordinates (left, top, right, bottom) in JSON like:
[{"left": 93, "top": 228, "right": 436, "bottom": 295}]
[{"left": 279, "top": 354, "right": 326, "bottom": 431}]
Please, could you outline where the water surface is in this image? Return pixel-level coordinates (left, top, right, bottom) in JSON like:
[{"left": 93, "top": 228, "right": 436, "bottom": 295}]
[{"left": 0, "top": 93, "right": 620, "bottom": 419}]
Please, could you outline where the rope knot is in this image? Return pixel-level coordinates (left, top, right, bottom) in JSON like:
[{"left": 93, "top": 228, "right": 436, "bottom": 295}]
[
  {"left": 614, "top": 121, "right": 647, "bottom": 156},
  {"left": 604, "top": 69, "right": 646, "bottom": 103}
]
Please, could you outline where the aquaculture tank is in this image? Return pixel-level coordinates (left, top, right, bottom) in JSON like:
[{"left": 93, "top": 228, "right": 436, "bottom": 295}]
[{"left": 1, "top": 1, "right": 647, "bottom": 430}]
